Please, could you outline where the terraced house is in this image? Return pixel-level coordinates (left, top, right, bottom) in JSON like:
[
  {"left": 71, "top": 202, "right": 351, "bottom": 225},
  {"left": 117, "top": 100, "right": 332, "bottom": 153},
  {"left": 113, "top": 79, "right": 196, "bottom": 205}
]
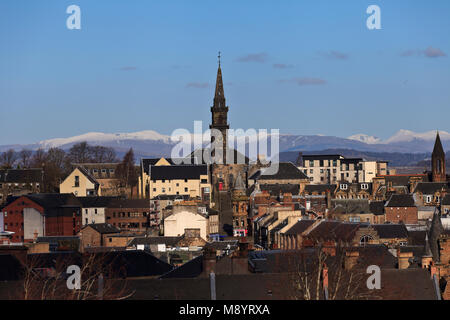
[{"left": 0, "top": 169, "right": 43, "bottom": 204}]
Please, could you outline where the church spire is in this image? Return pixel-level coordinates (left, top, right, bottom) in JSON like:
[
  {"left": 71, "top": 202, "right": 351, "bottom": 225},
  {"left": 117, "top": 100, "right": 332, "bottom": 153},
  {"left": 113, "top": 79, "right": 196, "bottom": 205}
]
[
  {"left": 214, "top": 52, "right": 226, "bottom": 108},
  {"left": 432, "top": 131, "right": 446, "bottom": 182},
  {"left": 432, "top": 131, "right": 445, "bottom": 157}
]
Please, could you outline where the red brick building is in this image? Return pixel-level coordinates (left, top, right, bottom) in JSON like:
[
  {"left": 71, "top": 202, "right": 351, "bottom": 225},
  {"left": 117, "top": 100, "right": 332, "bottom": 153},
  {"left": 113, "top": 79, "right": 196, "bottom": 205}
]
[
  {"left": 105, "top": 199, "right": 150, "bottom": 233},
  {"left": 385, "top": 194, "right": 418, "bottom": 224},
  {"left": 0, "top": 194, "right": 82, "bottom": 243}
]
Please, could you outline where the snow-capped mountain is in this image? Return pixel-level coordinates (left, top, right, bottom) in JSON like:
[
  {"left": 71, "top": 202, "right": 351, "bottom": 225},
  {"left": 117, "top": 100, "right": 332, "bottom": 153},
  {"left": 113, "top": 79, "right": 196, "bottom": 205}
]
[
  {"left": 1, "top": 129, "right": 449, "bottom": 157},
  {"left": 347, "top": 134, "right": 382, "bottom": 144},
  {"left": 39, "top": 130, "right": 171, "bottom": 149},
  {"left": 384, "top": 129, "right": 450, "bottom": 144}
]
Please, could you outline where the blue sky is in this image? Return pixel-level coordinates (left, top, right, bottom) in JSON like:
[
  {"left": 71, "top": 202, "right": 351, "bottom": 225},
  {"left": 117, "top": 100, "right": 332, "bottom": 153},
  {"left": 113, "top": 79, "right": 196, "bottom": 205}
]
[{"left": 1, "top": 0, "right": 449, "bottom": 145}]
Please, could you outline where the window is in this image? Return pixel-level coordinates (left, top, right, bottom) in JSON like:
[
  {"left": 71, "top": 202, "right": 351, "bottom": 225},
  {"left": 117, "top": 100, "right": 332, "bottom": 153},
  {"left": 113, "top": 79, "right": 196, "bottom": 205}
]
[
  {"left": 74, "top": 176, "right": 80, "bottom": 187},
  {"left": 309, "top": 169, "right": 313, "bottom": 174},
  {"left": 162, "top": 179, "right": 165, "bottom": 183},
  {"left": 109, "top": 169, "right": 115, "bottom": 173},
  {"left": 153, "top": 188, "right": 156, "bottom": 192},
  {"left": 333, "top": 160, "right": 337, "bottom": 167},
  {"left": 184, "top": 179, "right": 188, "bottom": 183},
  {"left": 176, "top": 183, "right": 179, "bottom": 187},
  {"left": 360, "top": 235, "right": 373, "bottom": 246},
  {"left": 361, "top": 184, "right": 369, "bottom": 190},
  {"left": 162, "top": 188, "right": 166, "bottom": 193},
  {"left": 101, "top": 169, "right": 107, "bottom": 173},
  {"left": 426, "top": 195, "right": 432, "bottom": 203},
  {"left": 109, "top": 238, "right": 112, "bottom": 243},
  {"left": 309, "top": 160, "right": 314, "bottom": 167},
  {"left": 94, "top": 209, "right": 97, "bottom": 214},
  {"left": 201, "top": 179, "right": 207, "bottom": 184},
  {"left": 340, "top": 184, "right": 348, "bottom": 190},
  {"left": 184, "top": 187, "right": 188, "bottom": 192}
]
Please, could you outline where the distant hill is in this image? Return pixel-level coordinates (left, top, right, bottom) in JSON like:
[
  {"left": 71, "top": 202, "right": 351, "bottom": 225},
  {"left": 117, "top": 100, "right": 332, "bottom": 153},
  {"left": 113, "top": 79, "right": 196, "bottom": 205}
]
[{"left": 1, "top": 129, "right": 449, "bottom": 166}]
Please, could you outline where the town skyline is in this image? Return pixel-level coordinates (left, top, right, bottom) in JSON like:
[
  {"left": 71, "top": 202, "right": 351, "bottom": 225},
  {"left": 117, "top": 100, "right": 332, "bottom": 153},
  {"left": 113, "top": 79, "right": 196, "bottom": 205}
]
[{"left": 1, "top": 0, "right": 450, "bottom": 145}]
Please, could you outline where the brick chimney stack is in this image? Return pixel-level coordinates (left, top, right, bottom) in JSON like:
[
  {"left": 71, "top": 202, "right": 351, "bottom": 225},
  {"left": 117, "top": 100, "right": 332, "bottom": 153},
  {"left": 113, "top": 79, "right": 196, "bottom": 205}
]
[
  {"left": 202, "top": 246, "right": 217, "bottom": 277},
  {"left": 397, "top": 249, "right": 413, "bottom": 270},
  {"left": 344, "top": 250, "right": 359, "bottom": 270}
]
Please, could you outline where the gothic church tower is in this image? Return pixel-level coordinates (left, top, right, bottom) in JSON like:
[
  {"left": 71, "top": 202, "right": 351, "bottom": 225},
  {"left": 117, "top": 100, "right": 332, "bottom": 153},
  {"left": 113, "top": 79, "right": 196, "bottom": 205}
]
[{"left": 432, "top": 131, "right": 446, "bottom": 182}]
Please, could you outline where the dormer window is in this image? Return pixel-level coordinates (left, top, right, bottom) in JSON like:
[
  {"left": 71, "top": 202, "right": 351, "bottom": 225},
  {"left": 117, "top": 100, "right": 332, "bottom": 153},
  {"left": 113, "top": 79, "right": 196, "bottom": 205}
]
[{"left": 340, "top": 184, "right": 348, "bottom": 190}]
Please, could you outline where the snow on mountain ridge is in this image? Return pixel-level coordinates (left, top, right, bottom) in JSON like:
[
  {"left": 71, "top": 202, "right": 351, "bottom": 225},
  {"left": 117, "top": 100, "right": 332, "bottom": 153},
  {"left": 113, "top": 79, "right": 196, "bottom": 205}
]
[
  {"left": 39, "top": 130, "right": 171, "bottom": 148},
  {"left": 347, "top": 134, "right": 381, "bottom": 144},
  {"left": 384, "top": 129, "right": 450, "bottom": 144}
]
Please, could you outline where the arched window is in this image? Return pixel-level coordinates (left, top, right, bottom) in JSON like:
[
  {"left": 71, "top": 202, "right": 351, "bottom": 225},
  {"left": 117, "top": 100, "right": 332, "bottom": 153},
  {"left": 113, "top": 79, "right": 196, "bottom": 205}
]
[{"left": 360, "top": 235, "right": 373, "bottom": 246}]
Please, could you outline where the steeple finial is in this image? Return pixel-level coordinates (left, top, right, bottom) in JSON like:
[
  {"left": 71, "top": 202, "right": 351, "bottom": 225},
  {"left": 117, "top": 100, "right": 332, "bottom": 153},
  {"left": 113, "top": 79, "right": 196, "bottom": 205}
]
[{"left": 218, "top": 51, "right": 221, "bottom": 67}]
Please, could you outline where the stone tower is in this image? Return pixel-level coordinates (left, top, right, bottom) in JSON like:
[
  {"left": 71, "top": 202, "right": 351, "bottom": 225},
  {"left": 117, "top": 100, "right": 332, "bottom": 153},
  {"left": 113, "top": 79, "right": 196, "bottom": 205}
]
[
  {"left": 432, "top": 131, "right": 446, "bottom": 182},
  {"left": 209, "top": 53, "right": 229, "bottom": 165}
]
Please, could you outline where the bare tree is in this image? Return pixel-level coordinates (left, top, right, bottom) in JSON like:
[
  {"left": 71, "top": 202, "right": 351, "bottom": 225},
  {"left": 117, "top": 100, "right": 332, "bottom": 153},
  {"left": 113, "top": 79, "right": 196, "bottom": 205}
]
[
  {"left": 0, "top": 149, "right": 17, "bottom": 169},
  {"left": 18, "top": 149, "right": 33, "bottom": 168},
  {"left": 20, "top": 253, "right": 134, "bottom": 300},
  {"left": 30, "top": 148, "right": 47, "bottom": 168},
  {"left": 91, "top": 146, "right": 117, "bottom": 163},
  {"left": 276, "top": 244, "right": 374, "bottom": 300},
  {"left": 116, "top": 148, "right": 138, "bottom": 198},
  {"left": 67, "top": 142, "right": 93, "bottom": 164}
]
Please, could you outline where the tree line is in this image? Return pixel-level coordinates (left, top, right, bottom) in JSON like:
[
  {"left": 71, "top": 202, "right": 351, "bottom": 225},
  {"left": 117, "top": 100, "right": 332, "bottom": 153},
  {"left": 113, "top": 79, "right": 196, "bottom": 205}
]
[{"left": 0, "top": 142, "right": 138, "bottom": 195}]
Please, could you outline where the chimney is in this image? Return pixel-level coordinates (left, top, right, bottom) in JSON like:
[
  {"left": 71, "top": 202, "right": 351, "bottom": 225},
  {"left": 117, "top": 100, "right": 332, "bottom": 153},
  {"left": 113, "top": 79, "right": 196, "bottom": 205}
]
[
  {"left": 345, "top": 250, "right": 359, "bottom": 270},
  {"left": 238, "top": 238, "right": 249, "bottom": 258},
  {"left": 326, "top": 189, "right": 332, "bottom": 209},
  {"left": 203, "top": 246, "right": 217, "bottom": 276},
  {"left": 283, "top": 193, "right": 292, "bottom": 204},
  {"left": 397, "top": 249, "right": 413, "bottom": 270}
]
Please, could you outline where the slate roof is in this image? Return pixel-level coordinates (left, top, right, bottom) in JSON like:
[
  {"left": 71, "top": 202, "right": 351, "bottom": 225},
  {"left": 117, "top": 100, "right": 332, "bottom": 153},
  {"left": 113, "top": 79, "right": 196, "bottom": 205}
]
[
  {"left": 142, "top": 158, "right": 163, "bottom": 175},
  {"left": 26, "top": 193, "right": 82, "bottom": 209},
  {"left": 246, "top": 183, "right": 301, "bottom": 197},
  {"left": 84, "top": 223, "right": 121, "bottom": 234},
  {"left": 385, "top": 194, "right": 416, "bottom": 207},
  {"left": 442, "top": 194, "right": 450, "bottom": 205},
  {"left": 369, "top": 201, "right": 386, "bottom": 215},
  {"left": 373, "top": 224, "right": 408, "bottom": 239},
  {"left": 204, "top": 240, "right": 238, "bottom": 251},
  {"left": 149, "top": 164, "right": 207, "bottom": 180},
  {"left": 151, "top": 194, "right": 190, "bottom": 201},
  {"left": 407, "top": 230, "right": 427, "bottom": 246},
  {"left": 128, "top": 236, "right": 183, "bottom": 247},
  {"left": 413, "top": 182, "right": 449, "bottom": 194},
  {"left": 94, "top": 250, "right": 173, "bottom": 278},
  {"left": 77, "top": 196, "right": 121, "bottom": 208},
  {"left": 249, "top": 162, "right": 308, "bottom": 181},
  {"left": 382, "top": 174, "right": 429, "bottom": 187},
  {"left": 284, "top": 220, "right": 315, "bottom": 235},
  {"left": 306, "top": 221, "right": 361, "bottom": 242},
  {"left": 0, "top": 169, "right": 43, "bottom": 183},
  {"left": 332, "top": 200, "right": 371, "bottom": 214},
  {"left": 159, "top": 255, "right": 202, "bottom": 279},
  {"left": 304, "top": 184, "right": 337, "bottom": 194}
]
